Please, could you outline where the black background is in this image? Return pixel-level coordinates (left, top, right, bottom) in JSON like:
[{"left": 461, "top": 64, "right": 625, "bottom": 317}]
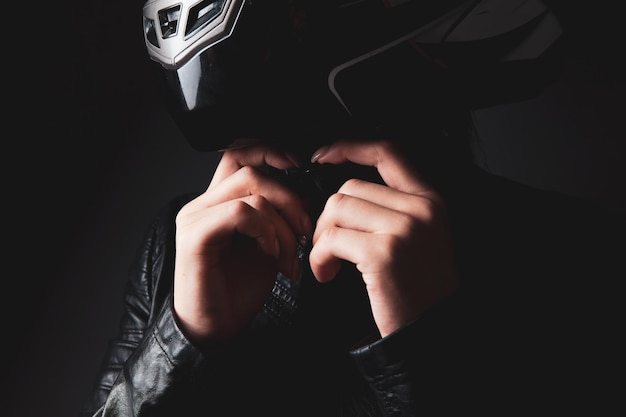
[{"left": 7, "top": 1, "right": 624, "bottom": 416}]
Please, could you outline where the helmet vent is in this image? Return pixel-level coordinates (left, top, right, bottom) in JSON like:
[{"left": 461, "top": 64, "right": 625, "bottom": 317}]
[
  {"left": 143, "top": 17, "right": 159, "bottom": 47},
  {"left": 158, "top": 5, "right": 181, "bottom": 38},
  {"left": 185, "top": 0, "right": 226, "bottom": 37}
]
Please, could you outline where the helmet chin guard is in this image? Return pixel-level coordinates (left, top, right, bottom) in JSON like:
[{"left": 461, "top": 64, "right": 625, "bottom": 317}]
[{"left": 141, "top": 0, "right": 563, "bottom": 151}]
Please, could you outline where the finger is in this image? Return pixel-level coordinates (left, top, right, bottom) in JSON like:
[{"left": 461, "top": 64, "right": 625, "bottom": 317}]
[
  {"left": 309, "top": 227, "right": 380, "bottom": 283},
  {"left": 311, "top": 140, "right": 435, "bottom": 196},
  {"left": 180, "top": 166, "right": 312, "bottom": 239},
  {"left": 179, "top": 196, "right": 300, "bottom": 278},
  {"left": 310, "top": 191, "right": 411, "bottom": 284},
  {"left": 210, "top": 143, "right": 300, "bottom": 187},
  {"left": 334, "top": 178, "right": 442, "bottom": 220},
  {"left": 313, "top": 192, "right": 412, "bottom": 241},
  {"left": 178, "top": 199, "right": 280, "bottom": 260}
]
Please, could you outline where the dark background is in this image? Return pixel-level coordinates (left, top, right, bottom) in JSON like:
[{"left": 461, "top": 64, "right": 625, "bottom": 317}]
[{"left": 7, "top": 1, "right": 624, "bottom": 416}]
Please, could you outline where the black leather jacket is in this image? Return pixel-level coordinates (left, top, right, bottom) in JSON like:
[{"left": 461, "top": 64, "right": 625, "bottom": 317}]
[{"left": 79, "top": 168, "right": 624, "bottom": 417}]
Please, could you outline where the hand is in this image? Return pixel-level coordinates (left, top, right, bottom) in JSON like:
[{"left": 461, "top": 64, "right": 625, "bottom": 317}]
[
  {"left": 309, "top": 140, "right": 459, "bottom": 337},
  {"left": 173, "top": 142, "right": 312, "bottom": 346}
]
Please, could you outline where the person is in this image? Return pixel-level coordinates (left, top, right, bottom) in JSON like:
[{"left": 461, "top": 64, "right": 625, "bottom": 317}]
[{"left": 80, "top": 1, "right": 624, "bottom": 416}]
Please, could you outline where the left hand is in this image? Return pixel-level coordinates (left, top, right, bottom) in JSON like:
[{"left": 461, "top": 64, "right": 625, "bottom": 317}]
[{"left": 309, "top": 140, "right": 459, "bottom": 337}]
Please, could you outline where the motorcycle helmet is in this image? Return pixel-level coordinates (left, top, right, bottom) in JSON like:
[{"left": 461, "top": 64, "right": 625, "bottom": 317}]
[{"left": 141, "top": 0, "right": 563, "bottom": 152}]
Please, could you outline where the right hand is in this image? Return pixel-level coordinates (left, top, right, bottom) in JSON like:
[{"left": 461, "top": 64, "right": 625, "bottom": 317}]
[{"left": 172, "top": 142, "right": 312, "bottom": 347}]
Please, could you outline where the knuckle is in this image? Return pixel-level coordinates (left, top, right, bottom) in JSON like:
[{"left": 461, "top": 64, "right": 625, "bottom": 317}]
[
  {"left": 339, "top": 178, "right": 364, "bottom": 193},
  {"left": 374, "top": 139, "right": 397, "bottom": 155},
  {"left": 319, "top": 226, "right": 339, "bottom": 243},
  {"left": 228, "top": 199, "right": 253, "bottom": 217},
  {"left": 408, "top": 194, "right": 445, "bottom": 222},
  {"left": 325, "top": 192, "right": 347, "bottom": 210},
  {"left": 246, "top": 194, "right": 269, "bottom": 209},
  {"left": 238, "top": 165, "right": 258, "bottom": 178}
]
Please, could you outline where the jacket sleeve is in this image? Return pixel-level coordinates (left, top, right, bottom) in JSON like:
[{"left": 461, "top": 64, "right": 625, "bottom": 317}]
[
  {"left": 78, "top": 194, "right": 206, "bottom": 417},
  {"left": 348, "top": 293, "right": 467, "bottom": 417},
  {"left": 89, "top": 297, "right": 212, "bottom": 417}
]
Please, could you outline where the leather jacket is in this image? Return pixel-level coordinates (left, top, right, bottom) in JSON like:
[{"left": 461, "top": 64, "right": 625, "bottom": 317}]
[{"left": 79, "top": 168, "right": 624, "bottom": 417}]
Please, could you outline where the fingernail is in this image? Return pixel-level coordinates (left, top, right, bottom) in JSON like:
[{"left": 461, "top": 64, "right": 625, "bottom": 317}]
[{"left": 310, "top": 146, "right": 330, "bottom": 163}]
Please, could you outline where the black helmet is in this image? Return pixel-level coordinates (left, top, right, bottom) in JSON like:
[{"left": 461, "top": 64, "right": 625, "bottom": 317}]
[{"left": 142, "top": 0, "right": 563, "bottom": 151}]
